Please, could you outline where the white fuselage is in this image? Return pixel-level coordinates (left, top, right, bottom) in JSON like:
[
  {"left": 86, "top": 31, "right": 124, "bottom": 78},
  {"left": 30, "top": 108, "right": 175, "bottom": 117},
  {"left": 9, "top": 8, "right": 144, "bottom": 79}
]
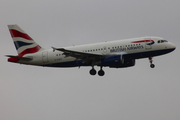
[{"left": 21, "top": 36, "right": 175, "bottom": 67}]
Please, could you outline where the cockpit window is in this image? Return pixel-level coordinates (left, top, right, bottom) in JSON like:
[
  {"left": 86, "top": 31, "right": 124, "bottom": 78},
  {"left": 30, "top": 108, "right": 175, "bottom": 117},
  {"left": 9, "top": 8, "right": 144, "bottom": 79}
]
[{"left": 158, "top": 40, "right": 168, "bottom": 43}]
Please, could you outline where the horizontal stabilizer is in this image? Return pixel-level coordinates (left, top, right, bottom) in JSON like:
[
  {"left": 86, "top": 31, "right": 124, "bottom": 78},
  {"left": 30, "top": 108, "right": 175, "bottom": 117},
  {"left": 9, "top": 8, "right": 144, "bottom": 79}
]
[{"left": 6, "top": 55, "right": 33, "bottom": 61}]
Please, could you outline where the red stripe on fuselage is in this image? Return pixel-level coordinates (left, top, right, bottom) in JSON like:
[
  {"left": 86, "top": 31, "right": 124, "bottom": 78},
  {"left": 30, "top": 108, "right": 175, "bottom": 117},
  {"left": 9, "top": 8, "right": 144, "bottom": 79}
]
[
  {"left": 18, "top": 45, "right": 41, "bottom": 56},
  {"left": 9, "top": 29, "right": 33, "bottom": 40},
  {"left": 131, "top": 40, "right": 152, "bottom": 43}
]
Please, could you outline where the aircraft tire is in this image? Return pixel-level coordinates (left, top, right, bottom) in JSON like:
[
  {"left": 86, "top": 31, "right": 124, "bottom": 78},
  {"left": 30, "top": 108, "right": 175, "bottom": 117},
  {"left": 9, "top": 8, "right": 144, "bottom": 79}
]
[
  {"left": 150, "top": 64, "right": 155, "bottom": 68},
  {"left": 98, "top": 70, "right": 105, "bottom": 76},
  {"left": 90, "top": 69, "right": 96, "bottom": 75}
]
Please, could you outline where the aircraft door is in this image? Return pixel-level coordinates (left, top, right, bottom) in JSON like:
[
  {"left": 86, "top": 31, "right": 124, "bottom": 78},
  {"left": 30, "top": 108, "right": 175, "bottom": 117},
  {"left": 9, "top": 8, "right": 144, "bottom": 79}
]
[
  {"left": 103, "top": 46, "right": 107, "bottom": 54},
  {"left": 42, "top": 51, "right": 48, "bottom": 63},
  {"left": 145, "top": 38, "right": 152, "bottom": 50}
]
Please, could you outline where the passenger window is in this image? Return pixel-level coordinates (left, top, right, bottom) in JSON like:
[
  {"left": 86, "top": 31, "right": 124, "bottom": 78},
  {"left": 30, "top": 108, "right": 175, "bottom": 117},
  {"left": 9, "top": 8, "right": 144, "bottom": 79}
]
[{"left": 158, "top": 40, "right": 160, "bottom": 43}]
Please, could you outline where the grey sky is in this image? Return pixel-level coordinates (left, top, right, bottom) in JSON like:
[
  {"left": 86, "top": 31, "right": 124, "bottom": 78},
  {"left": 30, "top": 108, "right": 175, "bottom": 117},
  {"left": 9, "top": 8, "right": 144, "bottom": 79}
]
[{"left": 1, "top": 0, "right": 180, "bottom": 120}]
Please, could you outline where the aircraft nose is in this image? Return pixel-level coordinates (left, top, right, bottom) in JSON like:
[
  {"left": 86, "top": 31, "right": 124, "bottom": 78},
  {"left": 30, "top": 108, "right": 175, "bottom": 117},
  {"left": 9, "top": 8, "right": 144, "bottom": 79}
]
[
  {"left": 169, "top": 42, "right": 176, "bottom": 51},
  {"left": 171, "top": 43, "right": 176, "bottom": 50}
]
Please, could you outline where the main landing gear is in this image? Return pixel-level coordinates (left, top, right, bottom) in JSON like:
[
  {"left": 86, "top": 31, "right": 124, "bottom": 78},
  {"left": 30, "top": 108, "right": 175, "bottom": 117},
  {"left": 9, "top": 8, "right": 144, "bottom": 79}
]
[
  {"left": 89, "top": 66, "right": 105, "bottom": 76},
  {"left": 149, "top": 57, "right": 155, "bottom": 68},
  {"left": 89, "top": 67, "right": 96, "bottom": 75}
]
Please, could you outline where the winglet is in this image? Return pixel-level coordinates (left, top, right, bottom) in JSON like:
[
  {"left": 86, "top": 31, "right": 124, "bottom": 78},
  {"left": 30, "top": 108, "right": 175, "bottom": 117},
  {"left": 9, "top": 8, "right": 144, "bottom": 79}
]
[
  {"left": 51, "top": 46, "right": 58, "bottom": 52},
  {"left": 51, "top": 47, "right": 65, "bottom": 52},
  {"left": 51, "top": 46, "right": 56, "bottom": 50}
]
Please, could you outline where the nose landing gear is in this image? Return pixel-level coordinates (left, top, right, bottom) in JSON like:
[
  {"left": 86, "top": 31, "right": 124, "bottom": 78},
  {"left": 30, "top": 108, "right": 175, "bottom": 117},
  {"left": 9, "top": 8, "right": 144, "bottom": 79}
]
[{"left": 149, "top": 57, "right": 155, "bottom": 68}]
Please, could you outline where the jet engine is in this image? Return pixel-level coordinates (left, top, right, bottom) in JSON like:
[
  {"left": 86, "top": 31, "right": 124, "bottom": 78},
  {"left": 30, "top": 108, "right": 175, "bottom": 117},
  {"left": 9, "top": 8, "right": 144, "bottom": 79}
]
[{"left": 101, "top": 55, "right": 135, "bottom": 68}]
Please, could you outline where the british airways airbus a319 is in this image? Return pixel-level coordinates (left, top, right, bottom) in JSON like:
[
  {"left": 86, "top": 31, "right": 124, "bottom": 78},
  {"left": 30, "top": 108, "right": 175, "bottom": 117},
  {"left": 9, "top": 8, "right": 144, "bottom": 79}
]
[{"left": 6, "top": 25, "right": 176, "bottom": 76}]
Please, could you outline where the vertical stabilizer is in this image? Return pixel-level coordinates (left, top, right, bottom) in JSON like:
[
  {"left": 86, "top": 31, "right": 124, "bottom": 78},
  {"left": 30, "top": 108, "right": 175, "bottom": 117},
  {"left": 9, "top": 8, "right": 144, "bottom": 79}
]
[{"left": 8, "top": 24, "right": 44, "bottom": 56}]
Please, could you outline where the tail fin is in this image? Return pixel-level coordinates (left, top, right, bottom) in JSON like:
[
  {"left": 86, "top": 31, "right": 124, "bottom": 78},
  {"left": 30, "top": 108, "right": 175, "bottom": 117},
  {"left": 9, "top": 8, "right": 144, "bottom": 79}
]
[{"left": 8, "top": 24, "right": 44, "bottom": 56}]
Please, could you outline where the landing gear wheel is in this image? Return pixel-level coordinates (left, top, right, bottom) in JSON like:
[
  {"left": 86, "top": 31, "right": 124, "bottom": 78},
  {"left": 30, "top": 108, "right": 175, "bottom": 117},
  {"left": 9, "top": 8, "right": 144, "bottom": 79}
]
[
  {"left": 90, "top": 69, "right": 96, "bottom": 75},
  {"left": 149, "top": 57, "right": 155, "bottom": 68},
  {"left": 150, "top": 64, "right": 155, "bottom": 68},
  {"left": 98, "top": 70, "right": 105, "bottom": 76}
]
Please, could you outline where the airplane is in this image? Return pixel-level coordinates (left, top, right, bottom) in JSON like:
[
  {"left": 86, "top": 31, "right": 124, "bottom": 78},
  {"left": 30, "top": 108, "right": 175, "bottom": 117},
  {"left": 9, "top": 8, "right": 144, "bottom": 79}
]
[{"left": 6, "top": 24, "right": 176, "bottom": 76}]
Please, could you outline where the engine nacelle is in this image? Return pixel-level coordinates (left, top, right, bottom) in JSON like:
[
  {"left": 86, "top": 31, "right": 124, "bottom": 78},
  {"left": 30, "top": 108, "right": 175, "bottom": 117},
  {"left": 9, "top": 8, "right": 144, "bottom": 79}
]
[{"left": 101, "top": 55, "right": 135, "bottom": 68}]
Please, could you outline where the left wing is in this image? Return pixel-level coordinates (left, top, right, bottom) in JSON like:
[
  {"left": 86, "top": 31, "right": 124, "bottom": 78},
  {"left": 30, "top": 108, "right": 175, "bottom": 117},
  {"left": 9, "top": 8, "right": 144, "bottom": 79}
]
[{"left": 52, "top": 47, "right": 106, "bottom": 61}]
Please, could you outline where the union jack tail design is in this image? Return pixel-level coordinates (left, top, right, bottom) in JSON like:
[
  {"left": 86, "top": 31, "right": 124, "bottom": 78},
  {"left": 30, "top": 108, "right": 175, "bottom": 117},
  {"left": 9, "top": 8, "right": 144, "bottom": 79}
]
[{"left": 8, "top": 24, "right": 44, "bottom": 56}]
